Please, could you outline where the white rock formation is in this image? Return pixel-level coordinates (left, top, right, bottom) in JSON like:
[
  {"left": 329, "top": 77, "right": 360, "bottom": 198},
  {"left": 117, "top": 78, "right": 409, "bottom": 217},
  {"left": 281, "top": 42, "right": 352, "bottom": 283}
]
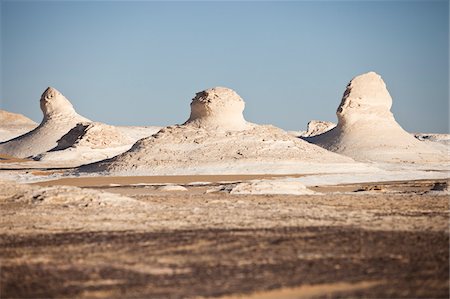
[
  {"left": 79, "top": 87, "right": 370, "bottom": 175},
  {"left": 223, "top": 180, "right": 317, "bottom": 195},
  {"left": 301, "top": 120, "right": 336, "bottom": 137},
  {"left": 0, "top": 109, "right": 37, "bottom": 126},
  {"left": 0, "top": 110, "right": 38, "bottom": 142},
  {"left": 33, "top": 122, "right": 133, "bottom": 165},
  {"left": 414, "top": 133, "right": 450, "bottom": 153},
  {"left": 33, "top": 122, "right": 161, "bottom": 167},
  {"left": 414, "top": 133, "right": 450, "bottom": 145},
  {"left": 1, "top": 179, "right": 139, "bottom": 208},
  {"left": 184, "top": 87, "right": 249, "bottom": 131},
  {"left": 0, "top": 87, "right": 90, "bottom": 158},
  {"left": 157, "top": 185, "right": 188, "bottom": 192},
  {"left": 305, "top": 72, "right": 447, "bottom": 163}
]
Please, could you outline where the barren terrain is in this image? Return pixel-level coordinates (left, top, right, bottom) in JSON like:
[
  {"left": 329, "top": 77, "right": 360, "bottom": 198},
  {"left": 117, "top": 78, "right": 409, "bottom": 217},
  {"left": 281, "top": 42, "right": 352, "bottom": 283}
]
[
  {"left": 0, "top": 74, "right": 449, "bottom": 298},
  {"left": 1, "top": 178, "right": 448, "bottom": 298}
]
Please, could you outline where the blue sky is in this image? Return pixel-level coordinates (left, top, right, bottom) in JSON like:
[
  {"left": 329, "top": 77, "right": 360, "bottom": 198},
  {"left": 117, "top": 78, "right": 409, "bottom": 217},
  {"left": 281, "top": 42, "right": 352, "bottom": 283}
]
[{"left": 1, "top": 0, "right": 448, "bottom": 133}]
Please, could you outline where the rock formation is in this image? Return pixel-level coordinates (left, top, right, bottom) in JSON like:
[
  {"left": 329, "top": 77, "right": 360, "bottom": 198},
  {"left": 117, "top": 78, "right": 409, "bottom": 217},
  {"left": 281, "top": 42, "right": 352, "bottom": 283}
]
[
  {"left": 304, "top": 72, "right": 447, "bottom": 163},
  {"left": 0, "top": 109, "right": 37, "bottom": 126},
  {"left": 0, "top": 87, "right": 90, "bottom": 158},
  {"left": 53, "top": 122, "right": 134, "bottom": 151},
  {"left": 301, "top": 120, "right": 336, "bottom": 137},
  {"left": 184, "top": 87, "right": 248, "bottom": 131},
  {"left": 32, "top": 122, "right": 161, "bottom": 166},
  {"left": 33, "top": 122, "right": 133, "bottom": 164},
  {"left": 209, "top": 180, "right": 317, "bottom": 195},
  {"left": 0, "top": 110, "right": 37, "bottom": 142},
  {"left": 79, "top": 87, "right": 367, "bottom": 175}
]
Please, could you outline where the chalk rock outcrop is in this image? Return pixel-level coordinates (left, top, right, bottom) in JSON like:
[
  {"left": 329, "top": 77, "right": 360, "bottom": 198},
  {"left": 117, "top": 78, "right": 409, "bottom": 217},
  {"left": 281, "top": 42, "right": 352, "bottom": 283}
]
[
  {"left": 0, "top": 87, "right": 90, "bottom": 158},
  {"left": 304, "top": 72, "right": 447, "bottom": 163},
  {"left": 79, "top": 87, "right": 367, "bottom": 175},
  {"left": 53, "top": 122, "right": 134, "bottom": 151},
  {"left": 33, "top": 123, "right": 161, "bottom": 166},
  {"left": 0, "top": 110, "right": 37, "bottom": 126},
  {"left": 0, "top": 110, "right": 37, "bottom": 142},
  {"left": 184, "top": 87, "right": 249, "bottom": 131},
  {"left": 0, "top": 179, "right": 139, "bottom": 208},
  {"left": 414, "top": 133, "right": 450, "bottom": 145},
  {"left": 33, "top": 122, "right": 134, "bottom": 164},
  {"left": 301, "top": 120, "right": 336, "bottom": 137},
  {"left": 209, "top": 180, "right": 317, "bottom": 195}
]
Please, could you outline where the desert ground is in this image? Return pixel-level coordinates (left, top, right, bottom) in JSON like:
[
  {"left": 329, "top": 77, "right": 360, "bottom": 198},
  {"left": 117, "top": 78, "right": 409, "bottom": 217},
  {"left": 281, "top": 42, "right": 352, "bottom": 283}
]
[
  {"left": 0, "top": 176, "right": 449, "bottom": 298},
  {"left": 1, "top": 72, "right": 449, "bottom": 298}
]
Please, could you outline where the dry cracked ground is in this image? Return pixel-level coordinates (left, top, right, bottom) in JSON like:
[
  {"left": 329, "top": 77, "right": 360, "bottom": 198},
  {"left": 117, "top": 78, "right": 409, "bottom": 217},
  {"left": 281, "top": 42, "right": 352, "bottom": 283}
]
[{"left": 0, "top": 178, "right": 449, "bottom": 298}]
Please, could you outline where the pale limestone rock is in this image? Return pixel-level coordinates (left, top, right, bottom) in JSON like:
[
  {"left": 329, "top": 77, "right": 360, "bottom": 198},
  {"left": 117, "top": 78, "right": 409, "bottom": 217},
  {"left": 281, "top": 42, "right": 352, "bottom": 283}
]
[
  {"left": 79, "top": 87, "right": 360, "bottom": 175},
  {"left": 302, "top": 120, "right": 336, "bottom": 137},
  {"left": 184, "top": 87, "right": 248, "bottom": 131},
  {"left": 0, "top": 87, "right": 90, "bottom": 158},
  {"left": 305, "top": 72, "right": 447, "bottom": 163},
  {"left": 0, "top": 110, "right": 37, "bottom": 142}
]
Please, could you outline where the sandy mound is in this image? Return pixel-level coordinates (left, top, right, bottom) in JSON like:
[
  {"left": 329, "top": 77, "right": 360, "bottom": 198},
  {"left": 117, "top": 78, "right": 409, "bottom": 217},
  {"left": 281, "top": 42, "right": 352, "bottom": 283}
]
[
  {"left": 0, "top": 87, "right": 90, "bottom": 158},
  {"left": 79, "top": 87, "right": 362, "bottom": 175},
  {"left": 0, "top": 110, "right": 38, "bottom": 142},
  {"left": 301, "top": 120, "right": 336, "bottom": 137},
  {"left": 304, "top": 72, "right": 447, "bottom": 163}
]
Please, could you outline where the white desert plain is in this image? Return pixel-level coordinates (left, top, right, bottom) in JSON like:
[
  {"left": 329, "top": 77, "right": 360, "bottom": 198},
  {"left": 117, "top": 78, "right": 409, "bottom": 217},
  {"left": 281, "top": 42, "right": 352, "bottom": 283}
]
[{"left": 0, "top": 72, "right": 449, "bottom": 298}]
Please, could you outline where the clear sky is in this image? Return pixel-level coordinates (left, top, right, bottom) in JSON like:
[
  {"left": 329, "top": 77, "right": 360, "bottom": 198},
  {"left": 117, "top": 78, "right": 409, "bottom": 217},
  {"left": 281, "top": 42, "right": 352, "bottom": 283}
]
[{"left": 1, "top": 0, "right": 448, "bottom": 133}]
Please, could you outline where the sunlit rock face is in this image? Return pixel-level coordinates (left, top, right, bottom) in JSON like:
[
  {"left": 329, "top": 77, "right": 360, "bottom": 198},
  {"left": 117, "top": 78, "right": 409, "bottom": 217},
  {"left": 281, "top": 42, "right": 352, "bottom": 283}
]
[
  {"left": 40, "top": 87, "right": 81, "bottom": 120},
  {"left": 184, "top": 87, "right": 248, "bottom": 131},
  {"left": 304, "top": 72, "right": 447, "bottom": 163},
  {"left": 336, "top": 72, "right": 394, "bottom": 127},
  {"left": 79, "top": 86, "right": 357, "bottom": 175},
  {"left": 0, "top": 110, "right": 38, "bottom": 142},
  {"left": 301, "top": 120, "right": 336, "bottom": 137},
  {"left": 0, "top": 87, "right": 90, "bottom": 158}
]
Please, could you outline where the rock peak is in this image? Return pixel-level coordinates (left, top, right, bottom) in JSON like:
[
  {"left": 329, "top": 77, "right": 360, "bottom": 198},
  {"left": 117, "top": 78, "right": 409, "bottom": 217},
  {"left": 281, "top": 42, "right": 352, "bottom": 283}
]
[
  {"left": 40, "top": 87, "right": 78, "bottom": 118},
  {"left": 41, "top": 87, "right": 61, "bottom": 99},
  {"left": 185, "top": 86, "right": 248, "bottom": 131},
  {"left": 304, "top": 71, "right": 445, "bottom": 163},
  {"left": 337, "top": 71, "right": 393, "bottom": 126}
]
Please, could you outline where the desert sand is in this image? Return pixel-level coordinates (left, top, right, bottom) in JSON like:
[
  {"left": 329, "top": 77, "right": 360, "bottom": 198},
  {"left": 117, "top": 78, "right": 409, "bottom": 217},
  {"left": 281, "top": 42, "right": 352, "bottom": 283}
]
[
  {"left": 0, "top": 74, "right": 449, "bottom": 298},
  {"left": 1, "top": 178, "right": 448, "bottom": 298}
]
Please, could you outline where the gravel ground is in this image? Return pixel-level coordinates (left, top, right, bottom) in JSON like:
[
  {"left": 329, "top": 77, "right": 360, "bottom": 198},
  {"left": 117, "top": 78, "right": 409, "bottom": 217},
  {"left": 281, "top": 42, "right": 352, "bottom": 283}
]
[{"left": 0, "top": 179, "right": 448, "bottom": 298}]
